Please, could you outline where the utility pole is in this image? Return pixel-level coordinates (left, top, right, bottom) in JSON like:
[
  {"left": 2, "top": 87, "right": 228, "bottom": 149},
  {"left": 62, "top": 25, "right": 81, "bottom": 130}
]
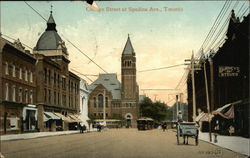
[
  {"left": 204, "top": 61, "right": 212, "bottom": 142},
  {"left": 176, "top": 95, "right": 178, "bottom": 121},
  {"left": 185, "top": 52, "right": 201, "bottom": 122}
]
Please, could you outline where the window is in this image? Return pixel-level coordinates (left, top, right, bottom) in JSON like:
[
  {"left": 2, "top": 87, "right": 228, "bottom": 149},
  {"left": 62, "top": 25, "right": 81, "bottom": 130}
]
[
  {"left": 54, "top": 73, "right": 56, "bottom": 86},
  {"left": 30, "top": 71, "right": 33, "bottom": 83},
  {"left": 62, "top": 95, "right": 66, "bottom": 106},
  {"left": 58, "top": 93, "right": 60, "bottom": 105},
  {"left": 54, "top": 91, "right": 56, "bottom": 105},
  {"left": 69, "top": 96, "right": 71, "bottom": 107},
  {"left": 25, "top": 89, "right": 28, "bottom": 103},
  {"left": 19, "top": 68, "right": 22, "bottom": 79},
  {"left": 5, "top": 62, "right": 9, "bottom": 75},
  {"left": 19, "top": 88, "right": 22, "bottom": 102},
  {"left": 48, "top": 70, "right": 51, "bottom": 85},
  {"left": 44, "top": 88, "right": 47, "bottom": 102},
  {"left": 57, "top": 74, "right": 60, "bottom": 88},
  {"left": 12, "top": 65, "right": 16, "bottom": 77},
  {"left": 48, "top": 90, "right": 51, "bottom": 103},
  {"left": 12, "top": 85, "right": 16, "bottom": 101},
  {"left": 94, "top": 97, "right": 97, "bottom": 108},
  {"left": 5, "top": 83, "right": 9, "bottom": 100},
  {"left": 105, "top": 97, "right": 108, "bottom": 107},
  {"left": 30, "top": 90, "right": 33, "bottom": 104},
  {"left": 25, "top": 69, "right": 28, "bottom": 81},
  {"left": 44, "top": 68, "right": 47, "bottom": 83},
  {"left": 98, "top": 94, "right": 103, "bottom": 107}
]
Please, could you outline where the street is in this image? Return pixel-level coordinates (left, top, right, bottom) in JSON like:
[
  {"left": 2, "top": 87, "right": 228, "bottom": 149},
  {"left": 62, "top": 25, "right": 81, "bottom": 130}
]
[{"left": 1, "top": 129, "right": 246, "bottom": 158}]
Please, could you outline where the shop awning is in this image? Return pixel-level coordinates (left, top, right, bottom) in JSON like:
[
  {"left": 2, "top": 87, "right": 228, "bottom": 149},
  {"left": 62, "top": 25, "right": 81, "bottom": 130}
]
[
  {"left": 68, "top": 114, "right": 82, "bottom": 123},
  {"left": 53, "top": 112, "right": 73, "bottom": 122},
  {"left": 44, "top": 112, "right": 61, "bottom": 121},
  {"left": 212, "top": 100, "right": 241, "bottom": 119}
]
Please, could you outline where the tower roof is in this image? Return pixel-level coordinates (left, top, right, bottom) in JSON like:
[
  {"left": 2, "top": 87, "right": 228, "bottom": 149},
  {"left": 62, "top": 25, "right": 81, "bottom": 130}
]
[
  {"left": 35, "top": 10, "right": 63, "bottom": 51},
  {"left": 122, "top": 34, "right": 135, "bottom": 54},
  {"left": 89, "top": 73, "right": 121, "bottom": 100}
]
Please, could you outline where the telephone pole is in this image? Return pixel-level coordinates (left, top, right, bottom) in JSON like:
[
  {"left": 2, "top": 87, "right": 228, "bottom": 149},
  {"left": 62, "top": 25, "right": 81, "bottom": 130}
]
[{"left": 185, "top": 52, "right": 201, "bottom": 121}]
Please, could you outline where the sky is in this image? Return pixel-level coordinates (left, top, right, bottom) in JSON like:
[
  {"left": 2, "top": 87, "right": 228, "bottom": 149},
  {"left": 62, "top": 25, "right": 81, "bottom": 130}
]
[{"left": 0, "top": 1, "right": 240, "bottom": 105}]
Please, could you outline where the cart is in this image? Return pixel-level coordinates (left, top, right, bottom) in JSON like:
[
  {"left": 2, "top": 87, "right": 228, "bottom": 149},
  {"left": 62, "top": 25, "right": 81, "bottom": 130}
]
[{"left": 176, "top": 122, "right": 199, "bottom": 145}]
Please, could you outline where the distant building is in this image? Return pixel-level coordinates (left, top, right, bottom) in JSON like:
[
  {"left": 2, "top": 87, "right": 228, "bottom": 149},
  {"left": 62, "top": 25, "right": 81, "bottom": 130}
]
[
  {"left": 33, "top": 11, "right": 80, "bottom": 132},
  {"left": 79, "top": 79, "right": 90, "bottom": 128},
  {"left": 0, "top": 37, "right": 37, "bottom": 134},
  {"left": 88, "top": 35, "right": 139, "bottom": 127}
]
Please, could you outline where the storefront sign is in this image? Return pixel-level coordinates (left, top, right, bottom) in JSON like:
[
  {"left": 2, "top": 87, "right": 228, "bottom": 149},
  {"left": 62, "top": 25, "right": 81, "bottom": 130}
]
[{"left": 219, "top": 66, "right": 240, "bottom": 77}]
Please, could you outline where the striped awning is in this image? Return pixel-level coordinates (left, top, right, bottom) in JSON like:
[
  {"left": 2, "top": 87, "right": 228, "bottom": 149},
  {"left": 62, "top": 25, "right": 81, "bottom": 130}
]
[
  {"left": 44, "top": 112, "right": 61, "bottom": 120},
  {"left": 68, "top": 114, "right": 82, "bottom": 123},
  {"left": 53, "top": 112, "right": 74, "bottom": 122}
]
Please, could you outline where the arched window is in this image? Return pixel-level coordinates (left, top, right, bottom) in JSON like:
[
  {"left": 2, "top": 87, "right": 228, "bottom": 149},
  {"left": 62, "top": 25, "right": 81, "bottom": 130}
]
[
  {"left": 5, "top": 83, "right": 9, "bottom": 100},
  {"left": 19, "top": 68, "right": 22, "bottom": 79},
  {"left": 105, "top": 97, "right": 108, "bottom": 107},
  {"left": 19, "top": 88, "right": 22, "bottom": 102},
  {"left": 25, "top": 69, "right": 28, "bottom": 81},
  {"left": 98, "top": 94, "right": 103, "bottom": 107},
  {"left": 12, "top": 64, "right": 16, "bottom": 77},
  {"left": 93, "top": 97, "right": 97, "bottom": 108},
  {"left": 12, "top": 85, "right": 16, "bottom": 102},
  {"left": 5, "top": 62, "right": 9, "bottom": 75},
  {"left": 30, "top": 90, "right": 33, "bottom": 104}
]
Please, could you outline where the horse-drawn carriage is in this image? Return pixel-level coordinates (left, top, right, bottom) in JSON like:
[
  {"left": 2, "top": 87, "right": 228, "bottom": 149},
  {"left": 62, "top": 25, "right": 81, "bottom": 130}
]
[{"left": 176, "top": 122, "right": 199, "bottom": 145}]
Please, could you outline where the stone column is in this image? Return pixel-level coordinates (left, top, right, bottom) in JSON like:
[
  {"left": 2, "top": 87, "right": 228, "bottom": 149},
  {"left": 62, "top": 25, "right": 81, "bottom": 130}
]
[{"left": 37, "top": 104, "right": 44, "bottom": 132}]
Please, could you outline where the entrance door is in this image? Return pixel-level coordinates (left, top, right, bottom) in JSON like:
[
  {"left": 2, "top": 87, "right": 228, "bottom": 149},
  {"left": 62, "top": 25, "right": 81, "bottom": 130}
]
[{"left": 126, "top": 119, "right": 131, "bottom": 128}]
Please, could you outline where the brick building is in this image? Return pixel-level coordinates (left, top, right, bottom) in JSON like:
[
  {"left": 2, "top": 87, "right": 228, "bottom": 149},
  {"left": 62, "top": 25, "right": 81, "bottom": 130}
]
[
  {"left": 88, "top": 35, "right": 139, "bottom": 128},
  {"left": 0, "top": 37, "right": 37, "bottom": 134},
  {"left": 33, "top": 11, "right": 80, "bottom": 132}
]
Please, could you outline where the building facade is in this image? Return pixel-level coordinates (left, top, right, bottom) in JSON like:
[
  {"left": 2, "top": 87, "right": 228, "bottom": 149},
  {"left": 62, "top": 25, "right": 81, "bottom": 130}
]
[
  {"left": 79, "top": 79, "right": 90, "bottom": 129},
  {"left": 33, "top": 11, "right": 80, "bottom": 132},
  {"left": 88, "top": 36, "right": 139, "bottom": 127},
  {"left": 187, "top": 11, "right": 249, "bottom": 137},
  {"left": 0, "top": 37, "right": 37, "bottom": 134}
]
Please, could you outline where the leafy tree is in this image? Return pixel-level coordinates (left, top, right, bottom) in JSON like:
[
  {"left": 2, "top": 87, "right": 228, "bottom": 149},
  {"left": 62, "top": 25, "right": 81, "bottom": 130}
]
[{"left": 139, "top": 97, "right": 168, "bottom": 122}]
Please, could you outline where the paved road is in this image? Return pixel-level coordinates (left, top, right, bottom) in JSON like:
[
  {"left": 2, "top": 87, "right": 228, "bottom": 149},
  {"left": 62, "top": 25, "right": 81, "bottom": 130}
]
[{"left": 1, "top": 129, "right": 247, "bottom": 158}]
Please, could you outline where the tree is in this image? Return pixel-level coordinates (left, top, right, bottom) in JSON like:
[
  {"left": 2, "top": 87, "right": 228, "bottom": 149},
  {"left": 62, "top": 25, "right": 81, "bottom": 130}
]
[{"left": 139, "top": 97, "right": 168, "bottom": 122}]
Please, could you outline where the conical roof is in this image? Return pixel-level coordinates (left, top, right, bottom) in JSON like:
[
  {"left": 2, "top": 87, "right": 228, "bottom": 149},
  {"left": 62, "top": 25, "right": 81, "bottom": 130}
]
[{"left": 122, "top": 35, "right": 134, "bottom": 54}]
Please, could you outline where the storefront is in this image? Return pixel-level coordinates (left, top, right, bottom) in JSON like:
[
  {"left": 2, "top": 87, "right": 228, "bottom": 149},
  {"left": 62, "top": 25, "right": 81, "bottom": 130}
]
[
  {"left": 22, "top": 104, "right": 37, "bottom": 132},
  {"left": 43, "top": 112, "right": 61, "bottom": 132},
  {"left": 0, "top": 102, "right": 23, "bottom": 134}
]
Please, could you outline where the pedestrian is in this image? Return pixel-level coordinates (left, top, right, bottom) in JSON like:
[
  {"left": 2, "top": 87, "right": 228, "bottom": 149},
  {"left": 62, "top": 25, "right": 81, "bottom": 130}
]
[
  {"left": 162, "top": 122, "right": 167, "bottom": 132},
  {"left": 80, "top": 124, "right": 83, "bottom": 133},
  {"left": 82, "top": 124, "right": 86, "bottom": 133}
]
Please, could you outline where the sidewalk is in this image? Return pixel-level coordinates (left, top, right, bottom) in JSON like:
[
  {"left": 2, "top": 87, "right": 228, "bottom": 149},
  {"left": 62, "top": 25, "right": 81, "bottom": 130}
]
[
  {"left": 0, "top": 129, "right": 96, "bottom": 142},
  {"left": 199, "top": 131, "right": 250, "bottom": 156}
]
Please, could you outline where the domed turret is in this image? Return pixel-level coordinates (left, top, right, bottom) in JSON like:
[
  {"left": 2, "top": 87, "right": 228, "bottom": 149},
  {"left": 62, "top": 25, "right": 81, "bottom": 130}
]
[{"left": 35, "top": 11, "right": 64, "bottom": 51}]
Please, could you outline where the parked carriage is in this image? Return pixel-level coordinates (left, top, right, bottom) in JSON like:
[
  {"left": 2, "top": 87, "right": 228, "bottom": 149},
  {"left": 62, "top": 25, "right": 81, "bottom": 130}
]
[{"left": 176, "top": 122, "right": 199, "bottom": 145}]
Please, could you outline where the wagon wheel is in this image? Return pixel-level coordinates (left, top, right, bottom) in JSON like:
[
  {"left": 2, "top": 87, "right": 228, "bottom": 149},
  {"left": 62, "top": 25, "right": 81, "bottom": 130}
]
[{"left": 176, "top": 125, "right": 180, "bottom": 145}]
